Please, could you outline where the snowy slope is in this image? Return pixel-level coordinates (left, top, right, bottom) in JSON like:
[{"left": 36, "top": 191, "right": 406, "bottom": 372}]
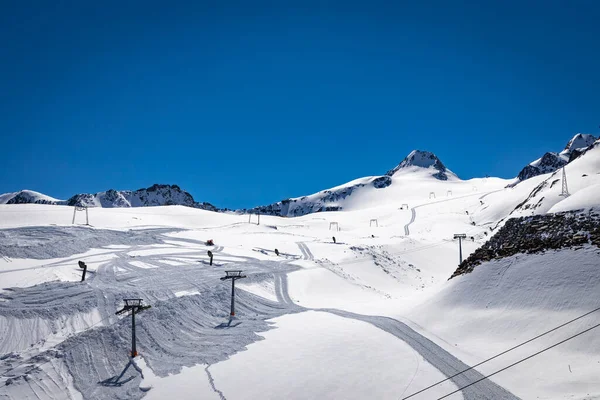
[
  {"left": 508, "top": 139, "right": 600, "bottom": 217},
  {"left": 406, "top": 247, "right": 600, "bottom": 400}
]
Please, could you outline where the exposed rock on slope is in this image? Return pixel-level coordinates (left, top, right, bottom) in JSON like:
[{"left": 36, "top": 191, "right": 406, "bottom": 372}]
[{"left": 451, "top": 210, "right": 600, "bottom": 278}]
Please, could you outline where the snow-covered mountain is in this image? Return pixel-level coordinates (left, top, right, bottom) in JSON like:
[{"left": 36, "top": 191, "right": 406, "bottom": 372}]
[
  {"left": 245, "top": 150, "right": 459, "bottom": 217},
  {"left": 516, "top": 133, "right": 597, "bottom": 182},
  {"left": 0, "top": 185, "right": 218, "bottom": 211},
  {"left": 0, "top": 190, "right": 64, "bottom": 205},
  {"left": 386, "top": 150, "right": 457, "bottom": 181},
  {"left": 67, "top": 184, "right": 218, "bottom": 211}
]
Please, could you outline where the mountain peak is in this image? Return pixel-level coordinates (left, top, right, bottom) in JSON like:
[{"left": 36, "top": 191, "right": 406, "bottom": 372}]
[
  {"left": 386, "top": 150, "right": 455, "bottom": 180},
  {"left": 563, "top": 133, "right": 597, "bottom": 153}
]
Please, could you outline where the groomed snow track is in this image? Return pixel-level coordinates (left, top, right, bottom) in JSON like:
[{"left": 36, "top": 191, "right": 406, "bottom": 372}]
[
  {"left": 0, "top": 227, "right": 518, "bottom": 400},
  {"left": 403, "top": 190, "right": 503, "bottom": 236},
  {"left": 318, "top": 309, "right": 519, "bottom": 399}
]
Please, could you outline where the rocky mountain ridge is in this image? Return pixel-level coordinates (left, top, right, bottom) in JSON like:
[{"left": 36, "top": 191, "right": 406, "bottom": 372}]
[
  {"left": 0, "top": 185, "right": 218, "bottom": 211},
  {"left": 516, "top": 133, "right": 597, "bottom": 182}
]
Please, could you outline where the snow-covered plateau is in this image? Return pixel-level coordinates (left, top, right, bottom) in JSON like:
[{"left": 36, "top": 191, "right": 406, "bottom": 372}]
[{"left": 1, "top": 134, "right": 599, "bottom": 400}]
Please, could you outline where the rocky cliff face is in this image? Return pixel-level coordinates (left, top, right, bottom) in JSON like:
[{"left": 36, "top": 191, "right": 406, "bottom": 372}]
[{"left": 451, "top": 210, "right": 600, "bottom": 279}]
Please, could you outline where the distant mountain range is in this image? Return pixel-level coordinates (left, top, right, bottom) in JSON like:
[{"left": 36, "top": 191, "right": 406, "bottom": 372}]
[
  {"left": 0, "top": 184, "right": 218, "bottom": 211},
  {"left": 1, "top": 133, "right": 597, "bottom": 217}
]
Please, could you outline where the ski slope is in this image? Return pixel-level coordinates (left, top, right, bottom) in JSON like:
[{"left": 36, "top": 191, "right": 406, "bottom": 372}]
[{"left": 1, "top": 142, "right": 599, "bottom": 400}]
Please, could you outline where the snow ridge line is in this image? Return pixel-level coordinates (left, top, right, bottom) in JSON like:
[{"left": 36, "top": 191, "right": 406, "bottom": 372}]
[{"left": 204, "top": 365, "right": 227, "bottom": 400}]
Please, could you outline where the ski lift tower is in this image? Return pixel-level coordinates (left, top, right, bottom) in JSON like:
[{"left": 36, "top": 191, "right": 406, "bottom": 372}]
[
  {"left": 220, "top": 270, "right": 247, "bottom": 317},
  {"left": 559, "top": 167, "right": 570, "bottom": 197},
  {"left": 453, "top": 234, "right": 467, "bottom": 264},
  {"left": 72, "top": 206, "right": 89, "bottom": 225},
  {"left": 115, "top": 299, "right": 151, "bottom": 357}
]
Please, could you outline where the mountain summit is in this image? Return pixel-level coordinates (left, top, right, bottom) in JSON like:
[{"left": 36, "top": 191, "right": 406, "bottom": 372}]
[
  {"left": 386, "top": 150, "right": 455, "bottom": 180},
  {"left": 564, "top": 133, "right": 597, "bottom": 152}
]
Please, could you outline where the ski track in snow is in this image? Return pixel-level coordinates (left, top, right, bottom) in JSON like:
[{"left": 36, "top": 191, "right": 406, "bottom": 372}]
[
  {"left": 296, "top": 242, "right": 314, "bottom": 261},
  {"left": 317, "top": 309, "right": 518, "bottom": 400},
  {"left": 403, "top": 190, "right": 503, "bottom": 236},
  {"left": 0, "top": 227, "right": 518, "bottom": 400}
]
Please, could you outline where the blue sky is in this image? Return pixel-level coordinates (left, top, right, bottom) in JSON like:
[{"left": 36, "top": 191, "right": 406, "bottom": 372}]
[{"left": 1, "top": 1, "right": 599, "bottom": 209}]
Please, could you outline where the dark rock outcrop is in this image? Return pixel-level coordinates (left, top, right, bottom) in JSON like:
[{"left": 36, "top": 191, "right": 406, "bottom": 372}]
[
  {"left": 451, "top": 210, "right": 600, "bottom": 279},
  {"left": 372, "top": 176, "right": 392, "bottom": 189}
]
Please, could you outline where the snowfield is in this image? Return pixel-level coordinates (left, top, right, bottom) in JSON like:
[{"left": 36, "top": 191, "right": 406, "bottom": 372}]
[{"left": 1, "top": 141, "right": 600, "bottom": 400}]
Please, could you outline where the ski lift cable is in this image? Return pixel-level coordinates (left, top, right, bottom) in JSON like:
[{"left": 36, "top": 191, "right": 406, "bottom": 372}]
[
  {"left": 401, "top": 304, "right": 600, "bottom": 399},
  {"left": 434, "top": 320, "right": 600, "bottom": 400}
]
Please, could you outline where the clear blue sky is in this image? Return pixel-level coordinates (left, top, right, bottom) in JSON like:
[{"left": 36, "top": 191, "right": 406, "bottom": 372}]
[{"left": 1, "top": 1, "right": 598, "bottom": 209}]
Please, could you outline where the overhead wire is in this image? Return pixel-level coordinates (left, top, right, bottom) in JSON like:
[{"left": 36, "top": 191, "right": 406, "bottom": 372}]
[
  {"left": 401, "top": 305, "right": 600, "bottom": 399},
  {"left": 436, "top": 320, "right": 600, "bottom": 399}
]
